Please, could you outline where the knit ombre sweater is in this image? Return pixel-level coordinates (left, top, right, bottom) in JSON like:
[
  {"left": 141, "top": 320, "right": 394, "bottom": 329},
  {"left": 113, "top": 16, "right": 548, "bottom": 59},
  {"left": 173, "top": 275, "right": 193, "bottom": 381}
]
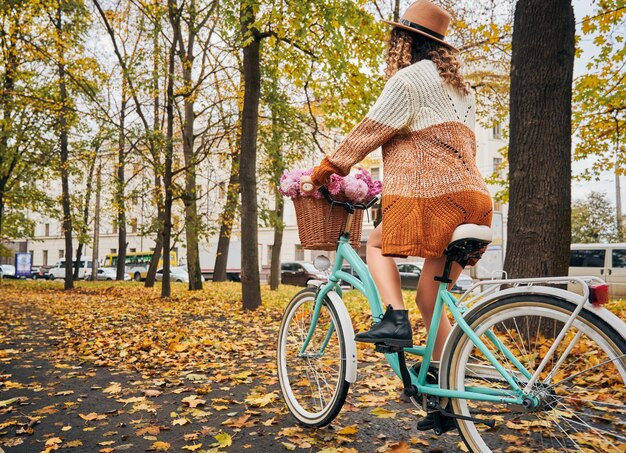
[{"left": 311, "top": 60, "right": 493, "bottom": 259}]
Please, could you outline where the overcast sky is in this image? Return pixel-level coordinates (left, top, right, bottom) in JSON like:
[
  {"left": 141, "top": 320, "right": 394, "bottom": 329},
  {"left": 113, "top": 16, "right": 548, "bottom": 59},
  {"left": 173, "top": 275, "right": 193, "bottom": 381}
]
[{"left": 571, "top": 0, "right": 623, "bottom": 203}]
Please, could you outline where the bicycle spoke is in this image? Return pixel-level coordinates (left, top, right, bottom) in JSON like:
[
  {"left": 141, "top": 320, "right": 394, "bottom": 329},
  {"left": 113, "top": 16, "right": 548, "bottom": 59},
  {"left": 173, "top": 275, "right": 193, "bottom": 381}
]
[
  {"left": 278, "top": 292, "right": 348, "bottom": 425},
  {"left": 448, "top": 297, "right": 626, "bottom": 452}
]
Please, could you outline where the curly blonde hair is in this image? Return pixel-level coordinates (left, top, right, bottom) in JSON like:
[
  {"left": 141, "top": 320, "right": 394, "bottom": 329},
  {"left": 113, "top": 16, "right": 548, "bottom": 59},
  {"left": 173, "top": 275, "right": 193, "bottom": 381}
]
[{"left": 385, "top": 27, "right": 469, "bottom": 95}]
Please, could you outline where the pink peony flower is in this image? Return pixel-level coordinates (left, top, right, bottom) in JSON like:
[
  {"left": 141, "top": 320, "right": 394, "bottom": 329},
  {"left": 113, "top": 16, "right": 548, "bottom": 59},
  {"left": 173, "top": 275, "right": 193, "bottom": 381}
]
[
  {"left": 279, "top": 166, "right": 382, "bottom": 203},
  {"left": 327, "top": 174, "right": 344, "bottom": 196},
  {"left": 343, "top": 176, "right": 369, "bottom": 203}
]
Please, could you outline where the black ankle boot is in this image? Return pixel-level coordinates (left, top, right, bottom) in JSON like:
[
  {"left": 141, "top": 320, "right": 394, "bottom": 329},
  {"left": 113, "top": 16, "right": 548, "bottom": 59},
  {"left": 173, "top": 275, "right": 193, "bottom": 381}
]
[
  {"left": 354, "top": 305, "right": 412, "bottom": 347},
  {"left": 417, "top": 403, "right": 456, "bottom": 433}
]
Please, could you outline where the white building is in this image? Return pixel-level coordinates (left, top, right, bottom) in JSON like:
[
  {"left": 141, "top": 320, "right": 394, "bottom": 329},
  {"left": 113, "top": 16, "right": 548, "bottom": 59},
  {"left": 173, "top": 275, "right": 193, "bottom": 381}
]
[{"left": 22, "top": 118, "right": 507, "bottom": 279}]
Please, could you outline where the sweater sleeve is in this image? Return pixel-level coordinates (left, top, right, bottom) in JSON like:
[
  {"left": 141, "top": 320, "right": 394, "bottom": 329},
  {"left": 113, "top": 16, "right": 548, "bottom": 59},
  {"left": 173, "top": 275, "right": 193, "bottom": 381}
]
[{"left": 311, "top": 75, "right": 412, "bottom": 187}]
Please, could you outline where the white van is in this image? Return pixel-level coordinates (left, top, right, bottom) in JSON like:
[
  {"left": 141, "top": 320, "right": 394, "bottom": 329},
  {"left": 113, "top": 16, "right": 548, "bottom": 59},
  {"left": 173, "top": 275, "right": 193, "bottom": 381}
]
[
  {"left": 48, "top": 258, "right": 93, "bottom": 280},
  {"left": 569, "top": 243, "right": 626, "bottom": 297}
]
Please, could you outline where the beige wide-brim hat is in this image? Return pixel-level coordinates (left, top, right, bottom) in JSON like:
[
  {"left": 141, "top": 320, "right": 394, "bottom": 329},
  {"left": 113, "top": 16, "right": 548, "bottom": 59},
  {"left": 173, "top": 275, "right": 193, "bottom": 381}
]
[{"left": 383, "top": 0, "right": 458, "bottom": 51}]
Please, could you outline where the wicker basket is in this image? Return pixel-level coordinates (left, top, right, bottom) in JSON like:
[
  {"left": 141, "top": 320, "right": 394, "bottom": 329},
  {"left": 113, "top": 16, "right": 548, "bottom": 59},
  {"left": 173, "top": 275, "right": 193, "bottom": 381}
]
[{"left": 293, "top": 196, "right": 364, "bottom": 250}]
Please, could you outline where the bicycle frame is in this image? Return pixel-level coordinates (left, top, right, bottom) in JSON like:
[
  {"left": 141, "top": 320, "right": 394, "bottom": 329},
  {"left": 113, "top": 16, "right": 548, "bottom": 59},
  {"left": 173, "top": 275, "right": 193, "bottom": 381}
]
[{"left": 301, "top": 233, "right": 534, "bottom": 406}]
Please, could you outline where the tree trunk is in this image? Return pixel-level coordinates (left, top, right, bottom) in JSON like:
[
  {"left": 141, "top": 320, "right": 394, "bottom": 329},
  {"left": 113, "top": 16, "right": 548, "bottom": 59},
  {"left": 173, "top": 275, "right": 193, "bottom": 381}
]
[
  {"left": 145, "top": 186, "right": 163, "bottom": 287},
  {"left": 213, "top": 149, "right": 239, "bottom": 281},
  {"left": 0, "top": 22, "right": 15, "bottom": 238},
  {"left": 116, "top": 80, "right": 127, "bottom": 280},
  {"left": 269, "top": 195, "right": 284, "bottom": 290},
  {"left": 239, "top": 2, "right": 262, "bottom": 310},
  {"left": 91, "top": 163, "right": 101, "bottom": 281},
  {"left": 181, "top": 94, "right": 203, "bottom": 290},
  {"left": 161, "top": 31, "right": 176, "bottom": 298},
  {"left": 168, "top": 1, "right": 202, "bottom": 290},
  {"left": 145, "top": 16, "right": 163, "bottom": 288},
  {"left": 74, "top": 152, "right": 97, "bottom": 280},
  {"left": 57, "top": 7, "right": 73, "bottom": 291},
  {"left": 268, "top": 104, "right": 285, "bottom": 290},
  {"left": 503, "top": 0, "right": 574, "bottom": 280}
]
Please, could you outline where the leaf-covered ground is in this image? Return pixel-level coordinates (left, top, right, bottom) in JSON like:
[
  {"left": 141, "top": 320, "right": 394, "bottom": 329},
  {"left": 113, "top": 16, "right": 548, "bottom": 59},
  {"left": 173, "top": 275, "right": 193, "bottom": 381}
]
[
  {"left": 0, "top": 281, "right": 464, "bottom": 453},
  {"left": 4, "top": 282, "right": 624, "bottom": 452}
]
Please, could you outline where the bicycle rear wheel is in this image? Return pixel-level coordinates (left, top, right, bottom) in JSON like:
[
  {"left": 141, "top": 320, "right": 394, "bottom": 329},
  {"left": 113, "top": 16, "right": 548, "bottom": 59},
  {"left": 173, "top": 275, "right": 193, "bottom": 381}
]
[
  {"left": 445, "top": 295, "right": 626, "bottom": 452},
  {"left": 277, "top": 288, "right": 350, "bottom": 427}
]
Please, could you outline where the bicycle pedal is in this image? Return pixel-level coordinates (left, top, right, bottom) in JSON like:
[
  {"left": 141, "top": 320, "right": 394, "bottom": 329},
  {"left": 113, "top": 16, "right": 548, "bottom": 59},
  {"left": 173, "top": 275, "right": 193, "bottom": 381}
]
[
  {"left": 432, "top": 412, "right": 458, "bottom": 435},
  {"left": 437, "top": 404, "right": 495, "bottom": 428},
  {"left": 374, "top": 343, "right": 403, "bottom": 353}
]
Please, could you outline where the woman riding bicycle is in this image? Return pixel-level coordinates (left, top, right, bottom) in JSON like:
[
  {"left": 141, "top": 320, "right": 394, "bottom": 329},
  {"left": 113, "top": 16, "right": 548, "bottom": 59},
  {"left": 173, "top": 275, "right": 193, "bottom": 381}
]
[{"left": 301, "top": 0, "right": 493, "bottom": 426}]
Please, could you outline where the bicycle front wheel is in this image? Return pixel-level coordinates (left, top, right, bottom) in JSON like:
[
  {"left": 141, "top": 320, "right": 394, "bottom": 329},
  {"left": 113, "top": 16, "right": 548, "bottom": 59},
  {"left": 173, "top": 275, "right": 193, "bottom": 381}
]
[
  {"left": 277, "top": 288, "right": 350, "bottom": 427},
  {"left": 445, "top": 295, "right": 626, "bottom": 452}
]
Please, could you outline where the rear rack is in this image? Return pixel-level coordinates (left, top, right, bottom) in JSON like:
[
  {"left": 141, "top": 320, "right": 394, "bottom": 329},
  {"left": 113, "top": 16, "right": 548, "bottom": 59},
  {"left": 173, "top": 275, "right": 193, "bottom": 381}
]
[{"left": 457, "top": 275, "right": 607, "bottom": 307}]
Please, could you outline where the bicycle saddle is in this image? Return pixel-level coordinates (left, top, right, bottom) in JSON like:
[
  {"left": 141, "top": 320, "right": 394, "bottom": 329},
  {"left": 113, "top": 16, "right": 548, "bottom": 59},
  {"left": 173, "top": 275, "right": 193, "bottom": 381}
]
[
  {"left": 449, "top": 224, "right": 493, "bottom": 245},
  {"left": 445, "top": 224, "right": 492, "bottom": 266}
]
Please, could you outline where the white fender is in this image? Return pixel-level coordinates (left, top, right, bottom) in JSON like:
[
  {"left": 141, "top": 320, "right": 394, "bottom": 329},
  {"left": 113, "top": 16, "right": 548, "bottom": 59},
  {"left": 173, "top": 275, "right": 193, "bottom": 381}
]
[
  {"left": 439, "top": 285, "right": 626, "bottom": 390},
  {"left": 325, "top": 290, "right": 358, "bottom": 383}
]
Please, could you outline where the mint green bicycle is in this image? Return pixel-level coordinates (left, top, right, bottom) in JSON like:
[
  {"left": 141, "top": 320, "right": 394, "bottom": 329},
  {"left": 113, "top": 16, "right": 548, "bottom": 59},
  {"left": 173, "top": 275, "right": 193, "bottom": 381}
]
[{"left": 277, "top": 188, "right": 626, "bottom": 452}]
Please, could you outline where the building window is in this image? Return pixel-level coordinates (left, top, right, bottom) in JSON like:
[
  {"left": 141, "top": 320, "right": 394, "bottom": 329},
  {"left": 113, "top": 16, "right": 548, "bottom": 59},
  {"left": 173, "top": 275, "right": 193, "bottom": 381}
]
[
  {"left": 59, "top": 249, "right": 64, "bottom": 259},
  {"left": 267, "top": 244, "right": 274, "bottom": 266},
  {"left": 492, "top": 123, "right": 503, "bottom": 140},
  {"left": 44, "top": 223, "right": 50, "bottom": 236},
  {"left": 130, "top": 218, "right": 138, "bottom": 233},
  {"left": 295, "top": 244, "right": 304, "bottom": 261},
  {"left": 110, "top": 248, "right": 117, "bottom": 254},
  {"left": 218, "top": 182, "right": 226, "bottom": 198},
  {"left": 43, "top": 250, "right": 48, "bottom": 266},
  {"left": 371, "top": 167, "right": 380, "bottom": 181},
  {"left": 129, "top": 248, "right": 136, "bottom": 253},
  {"left": 112, "top": 220, "right": 118, "bottom": 234},
  {"left": 493, "top": 157, "right": 503, "bottom": 174}
]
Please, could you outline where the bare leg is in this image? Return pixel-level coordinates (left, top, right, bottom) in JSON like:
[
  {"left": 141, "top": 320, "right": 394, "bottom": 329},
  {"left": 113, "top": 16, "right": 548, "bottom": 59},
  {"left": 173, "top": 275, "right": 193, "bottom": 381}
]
[
  {"left": 416, "top": 256, "right": 463, "bottom": 360},
  {"left": 366, "top": 222, "right": 404, "bottom": 310}
]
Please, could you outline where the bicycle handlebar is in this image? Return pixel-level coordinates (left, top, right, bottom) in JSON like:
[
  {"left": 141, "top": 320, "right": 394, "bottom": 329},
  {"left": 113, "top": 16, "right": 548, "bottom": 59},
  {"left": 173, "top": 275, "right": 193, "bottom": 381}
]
[{"left": 318, "top": 186, "right": 380, "bottom": 213}]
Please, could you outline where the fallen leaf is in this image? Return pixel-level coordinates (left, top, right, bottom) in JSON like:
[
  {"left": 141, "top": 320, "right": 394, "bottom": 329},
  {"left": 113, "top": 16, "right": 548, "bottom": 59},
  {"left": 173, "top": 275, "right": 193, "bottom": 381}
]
[
  {"left": 182, "top": 395, "right": 206, "bottom": 408},
  {"left": 245, "top": 392, "right": 278, "bottom": 408},
  {"left": 149, "top": 441, "right": 171, "bottom": 451},
  {"left": 211, "top": 432, "right": 232, "bottom": 448},
  {"left": 371, "top": 407, "right": 396, "bottom": 419},
  {"left": 55, "top": 390, "right": 74, "bottom": 396},
  {"left": 144, "top": 389, "right": 162, "bottom": 397},
  {"left": 337, "top": 425, "right": 359, "bottom": 435},
  {"left": 103, "top": 382, "right": 122, "bottom": 394},
  {"left": 79, "top": 412, "right": 107, "bottom": 421}
]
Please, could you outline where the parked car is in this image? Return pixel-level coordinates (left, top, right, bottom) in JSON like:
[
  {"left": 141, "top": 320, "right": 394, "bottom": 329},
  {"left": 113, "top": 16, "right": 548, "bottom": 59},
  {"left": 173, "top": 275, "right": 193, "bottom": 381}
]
[
  {"left": 395, "top": 262, "right": 473, "bottom": 292},
  {"left": 339, "top": 265, "right": 361, "bottom": 289},
  {"left": 0, "top": 264, "right": 16, "bottom": 279},
  {"left": 155, "top": 266, "right": 203, "bottom": 283},
  {"left": 569, "top": 243, "right": 626, "bottom": 297},
  {"left": 31, "top": 267, "right": 48, "bottom": 280},
  {"left": 84, "top": 267, "right": 131, "bottom": 281},
  {"left": 397, "top": 263, "right": 422, "bottom": 289},
  {"left": 281, "top": 262, "right": 326, "bottom": 286},
  {"left": 48, "top": 259, "right": 93, "bottom": 280},
  {"left": 451, "top": 273, "right": 474, "bottom": 293}
]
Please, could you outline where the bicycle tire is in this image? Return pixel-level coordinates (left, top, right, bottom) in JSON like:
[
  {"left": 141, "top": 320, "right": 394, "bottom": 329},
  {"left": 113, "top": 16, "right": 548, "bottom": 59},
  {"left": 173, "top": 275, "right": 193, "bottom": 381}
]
[
  {"left": 277, "top": 287, "right": 350, "bottom": 427},
  {"left": 445, "top": 295, "right": 626, "bottom": 452}
]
